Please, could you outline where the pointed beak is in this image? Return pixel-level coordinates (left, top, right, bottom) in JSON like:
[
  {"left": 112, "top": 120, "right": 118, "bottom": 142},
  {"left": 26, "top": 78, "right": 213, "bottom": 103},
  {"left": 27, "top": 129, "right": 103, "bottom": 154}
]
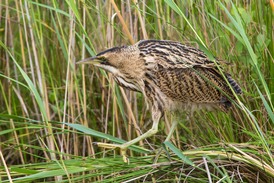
[{"left": 76, "top": 56, "right": 100, "bottom": 65}]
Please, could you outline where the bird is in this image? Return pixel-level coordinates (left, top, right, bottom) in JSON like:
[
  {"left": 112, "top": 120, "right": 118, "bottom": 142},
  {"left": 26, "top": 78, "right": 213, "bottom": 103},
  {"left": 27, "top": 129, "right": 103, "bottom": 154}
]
[{"left": 77, "top": 40, "right": 242, "bottom": 163}]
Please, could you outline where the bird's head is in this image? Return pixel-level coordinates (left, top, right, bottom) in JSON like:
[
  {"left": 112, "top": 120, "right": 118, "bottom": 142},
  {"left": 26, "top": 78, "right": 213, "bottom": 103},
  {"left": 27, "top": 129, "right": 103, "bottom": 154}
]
[
  {"left": 77, "top": 45, "right": 144, "bottom": 79},
  {"left": 77, "top": 46, "right": 123, "bottom": 74}
]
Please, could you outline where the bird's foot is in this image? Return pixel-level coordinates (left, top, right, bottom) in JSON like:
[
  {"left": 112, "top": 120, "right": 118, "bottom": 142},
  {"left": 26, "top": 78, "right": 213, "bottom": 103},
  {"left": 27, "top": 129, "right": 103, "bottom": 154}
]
[{"left": 93, "top": 142, "right": 129, "bottom": 163}]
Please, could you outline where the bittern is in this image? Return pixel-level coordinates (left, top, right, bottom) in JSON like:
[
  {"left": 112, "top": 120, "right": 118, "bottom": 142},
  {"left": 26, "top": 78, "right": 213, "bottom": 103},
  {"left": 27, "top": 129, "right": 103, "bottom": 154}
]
[{"left": 78, "top": 40, "right": 242, "bottom": 162}]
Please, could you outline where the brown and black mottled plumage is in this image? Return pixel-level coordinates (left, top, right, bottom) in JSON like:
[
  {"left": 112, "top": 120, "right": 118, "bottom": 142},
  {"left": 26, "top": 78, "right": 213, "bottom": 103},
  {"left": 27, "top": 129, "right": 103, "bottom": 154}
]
[{"left": 78, "top": 39, "right": 242, "bottom": 162}]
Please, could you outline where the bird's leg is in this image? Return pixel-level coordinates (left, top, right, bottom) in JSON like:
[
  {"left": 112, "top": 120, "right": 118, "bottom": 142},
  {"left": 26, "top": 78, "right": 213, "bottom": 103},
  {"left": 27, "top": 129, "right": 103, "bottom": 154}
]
[{"left": 96, "top": 108, "right": 162, "bottom": 163}]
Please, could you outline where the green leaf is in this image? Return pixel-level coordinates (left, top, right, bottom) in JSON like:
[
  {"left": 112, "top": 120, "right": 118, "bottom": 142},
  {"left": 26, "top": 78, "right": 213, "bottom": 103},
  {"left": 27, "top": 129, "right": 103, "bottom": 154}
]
[
  {"left": 255, "top": 85, "right": 274, "bottom": 125},
  {"left": 0, "top": 41, "right": 48, "bottom": 123},
  {"left": 164, "top": 141, "right": 194, "bottom": 166},
  {"left": 14, "top": 167, "right": 87, "bottom": 181},
  {"left": 65, "top": 123, "right": 150, "bottom": 154},
  {"left": 164, "top": 0, "right": 206, "bottom": 48},
  {"left": 237, "top": 7, "right": 252, "bottom": 25}
]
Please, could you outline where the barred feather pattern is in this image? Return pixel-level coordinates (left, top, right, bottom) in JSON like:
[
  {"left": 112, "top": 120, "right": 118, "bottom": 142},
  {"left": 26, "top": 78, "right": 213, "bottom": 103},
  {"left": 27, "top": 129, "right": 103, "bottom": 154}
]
[
  {"left": 136, "top": 40, "right": 241, "bottom": 112},
  {"left": 93, "top": 39, "right": 242, "bottom": 113}
]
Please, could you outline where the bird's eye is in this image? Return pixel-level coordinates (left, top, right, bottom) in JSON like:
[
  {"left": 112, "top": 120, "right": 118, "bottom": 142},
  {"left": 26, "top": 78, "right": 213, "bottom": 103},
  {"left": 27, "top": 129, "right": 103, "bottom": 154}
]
[
  {"left": 97, "top": 56, "right": 112, "bottom": 66},
  {"left": 98, "top": 56, "right": 108, "bottom": 62}
]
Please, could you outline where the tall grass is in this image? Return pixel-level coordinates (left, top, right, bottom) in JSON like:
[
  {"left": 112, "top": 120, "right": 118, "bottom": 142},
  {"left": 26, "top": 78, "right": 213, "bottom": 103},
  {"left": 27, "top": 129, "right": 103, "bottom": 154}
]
[{"left": 0, "top": 0, "right": 273, "bottom": 182}]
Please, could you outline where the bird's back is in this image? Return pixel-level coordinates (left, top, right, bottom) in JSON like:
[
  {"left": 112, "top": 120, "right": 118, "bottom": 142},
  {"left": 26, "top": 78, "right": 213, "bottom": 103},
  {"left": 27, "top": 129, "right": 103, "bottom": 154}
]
[{"left": 137, "top": 40, "right": 241, "bottom": 111}]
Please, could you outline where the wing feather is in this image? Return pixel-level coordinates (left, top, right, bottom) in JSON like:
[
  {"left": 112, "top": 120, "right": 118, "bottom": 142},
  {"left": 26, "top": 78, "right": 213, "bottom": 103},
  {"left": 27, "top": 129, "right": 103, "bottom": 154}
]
[{"left": 138, "top": 39, "right": 218, "bottom": 69}]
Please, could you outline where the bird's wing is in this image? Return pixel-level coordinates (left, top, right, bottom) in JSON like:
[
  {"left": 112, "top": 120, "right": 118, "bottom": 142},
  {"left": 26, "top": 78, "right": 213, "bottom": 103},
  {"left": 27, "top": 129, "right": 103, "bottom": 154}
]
[{"left": 138, "top": 39, "right": 219, "bottom": 69}]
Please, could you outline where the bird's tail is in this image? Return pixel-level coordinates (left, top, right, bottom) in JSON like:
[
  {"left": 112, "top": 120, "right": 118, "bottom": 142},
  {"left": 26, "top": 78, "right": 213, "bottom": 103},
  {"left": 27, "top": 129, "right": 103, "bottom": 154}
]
[{"left": 225, "top": 74, "right": 242, "bottom": 94}]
